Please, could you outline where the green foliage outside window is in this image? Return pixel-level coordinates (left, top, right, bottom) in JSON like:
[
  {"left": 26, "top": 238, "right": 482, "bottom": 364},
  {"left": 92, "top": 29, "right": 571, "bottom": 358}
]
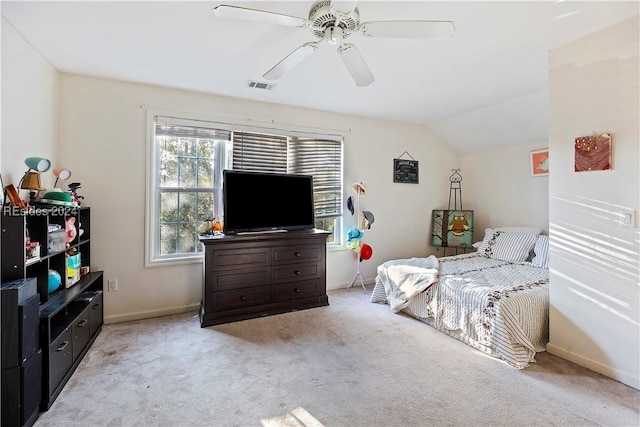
[{"left": 152, "top": 116, "right": 343, "bottom": 261}]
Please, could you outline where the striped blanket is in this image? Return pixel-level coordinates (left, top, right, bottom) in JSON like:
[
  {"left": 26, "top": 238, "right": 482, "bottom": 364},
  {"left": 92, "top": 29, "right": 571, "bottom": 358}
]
[{"left": 371, "top": 253, "right": 549, "bottom": 368}]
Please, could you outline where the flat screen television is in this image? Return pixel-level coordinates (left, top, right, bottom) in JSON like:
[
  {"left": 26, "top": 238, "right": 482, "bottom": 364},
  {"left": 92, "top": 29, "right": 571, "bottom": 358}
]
[{"left": 223, "top": 170, "right": 315, "bottom": 235}]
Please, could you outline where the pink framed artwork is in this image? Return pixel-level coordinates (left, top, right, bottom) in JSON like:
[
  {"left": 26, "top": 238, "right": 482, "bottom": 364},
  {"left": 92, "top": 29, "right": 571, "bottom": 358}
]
[
  {"left": 530, "top": 149, "right": 549, "bottom": 177},
  {"left": 575, "top": 133, "right": 611, "bottom": 172}
]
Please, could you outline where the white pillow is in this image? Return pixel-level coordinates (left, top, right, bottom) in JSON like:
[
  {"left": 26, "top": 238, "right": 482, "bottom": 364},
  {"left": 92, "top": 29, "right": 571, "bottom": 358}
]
[
  {"left": 477, "top": 229, "right": 538, "bottom": 263},
  {"left": 531, "top": 235, "right": 549, "bottom": 268},
  {"left": 495, "top": 226, "right": 543, "bottom": 235}
]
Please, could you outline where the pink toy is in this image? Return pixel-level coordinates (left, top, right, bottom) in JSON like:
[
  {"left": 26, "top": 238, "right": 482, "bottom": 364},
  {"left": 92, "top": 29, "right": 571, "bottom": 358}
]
[{"left": 65, "top": 217, "right": 77, "bottom": 245}]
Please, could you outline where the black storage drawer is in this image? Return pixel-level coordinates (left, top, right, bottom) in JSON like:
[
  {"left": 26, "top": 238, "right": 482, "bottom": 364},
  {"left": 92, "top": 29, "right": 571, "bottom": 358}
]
[
  {"left": 89, "top": 292, "right": 103, "bottom": 337},
  {"left": 211, "top": 268, "right": 270, "bottom": 291},
  {"left": 210, "top": 247, "right": 269, "bottom": 271},
  {"left": 72, "top": 305, "right": 91, "bottom": 362},
  {"left": 22, "top": 349, "right": 42, "bottom": 426},
  {"left": 48, "top": 328, "right": 72, "bottom": 394},
  {"left": 212, "top": 287, "right": 270, "bottom": 311},
  {"left": 272, "top": 263, "right": 319, "bottom": 283},
  {"left": 272, "top": 244, "right": 320, "bottom": 264},
  {"left": 271, "top": 279, "right": 320, "bottom": 302},
  {"left": 1, "top": 292, "right": 40, "bottom": 369},
  {"left": 1, "top": 349, "right": 41, "bottom": 427}
]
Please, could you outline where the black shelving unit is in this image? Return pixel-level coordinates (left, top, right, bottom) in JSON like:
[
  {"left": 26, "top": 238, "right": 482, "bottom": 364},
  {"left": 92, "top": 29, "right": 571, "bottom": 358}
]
[{"left": 1, "top": 206, "right": 104, "bottom": 419}]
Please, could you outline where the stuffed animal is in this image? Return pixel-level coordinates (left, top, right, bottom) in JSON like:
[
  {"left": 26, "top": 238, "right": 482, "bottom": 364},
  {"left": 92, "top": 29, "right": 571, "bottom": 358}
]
[{"left": 65, "top": 217, "right": 77, "bottom": 245}]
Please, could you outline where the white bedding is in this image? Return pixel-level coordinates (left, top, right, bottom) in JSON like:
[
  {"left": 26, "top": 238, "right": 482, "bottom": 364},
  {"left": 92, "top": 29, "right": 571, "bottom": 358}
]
[
  {"left": 376, "top": 255, "right": 439, "bottom": 312},
  {"left": 371, "top": 252, "right": 549, "bottom": 368}
]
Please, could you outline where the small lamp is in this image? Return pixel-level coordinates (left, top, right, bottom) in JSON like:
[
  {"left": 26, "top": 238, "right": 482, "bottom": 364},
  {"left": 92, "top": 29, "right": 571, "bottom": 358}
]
[
  {"left": 20, "top": 171, "right": 45, "bottom": 204},
  {"left": 17, "top": 156, "right": 51, "bottom": 204},
  {"left": 53, "top": 168, "right": 72, "bottom": 188},
  {"left": 24, "top": 157, "right": 51, "bottom": 172}
]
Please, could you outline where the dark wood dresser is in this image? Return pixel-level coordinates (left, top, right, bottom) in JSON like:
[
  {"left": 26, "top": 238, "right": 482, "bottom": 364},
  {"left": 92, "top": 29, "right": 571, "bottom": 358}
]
[{"left": 198, "top": 229, "right": 331, "bottom": 327}]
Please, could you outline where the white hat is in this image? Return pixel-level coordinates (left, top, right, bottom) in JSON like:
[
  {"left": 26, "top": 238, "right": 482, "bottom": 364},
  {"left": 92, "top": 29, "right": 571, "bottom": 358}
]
[{"left": 352, "top": 181, "right": 366, "bottom": 195}]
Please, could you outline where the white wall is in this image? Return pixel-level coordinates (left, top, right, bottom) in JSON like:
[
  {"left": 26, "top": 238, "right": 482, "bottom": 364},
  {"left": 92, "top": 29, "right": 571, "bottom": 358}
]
[
  {"left": 460, "top": 142, "right": 549, "bottom": 241},
  {"left": 548, "top": 16, "right": 640, "bottom": 389},
  {"left": 54, "top": 74, "right": 457, "bottom": 322},
  {"left": 1, "top": 17, "right": 58, "bottom": 194},
  {"left": 1, "top": 15, "right": 459, "bottom": 321}
]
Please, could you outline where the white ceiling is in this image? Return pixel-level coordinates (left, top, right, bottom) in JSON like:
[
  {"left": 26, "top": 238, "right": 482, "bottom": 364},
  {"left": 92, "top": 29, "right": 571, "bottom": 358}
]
[{"left": 2, "top": 1, "right": 638, "bottom": 154}]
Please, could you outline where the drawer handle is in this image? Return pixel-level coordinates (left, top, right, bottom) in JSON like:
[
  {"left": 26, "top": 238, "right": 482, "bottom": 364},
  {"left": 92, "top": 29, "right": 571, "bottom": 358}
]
[
  {"left": 57, "top": 341, "right": 69, "bottom": 352},
  {"left": 92, "top": 303, "right": 100, "bottom": 310},
  {"left": 294, "top": 252, "right": 301, "bottom": 257},
  {"left": 294, "top": 270, "right": 301, "bottom": 275},
  {"left": 240, "top": 296, "right": 246, "bottom": 301},
  {"left": 295, "top": 288, "right": 301, "bottom": 293},
  {"left": 78, "top": 319, "right": 87, "bottom": 327}
]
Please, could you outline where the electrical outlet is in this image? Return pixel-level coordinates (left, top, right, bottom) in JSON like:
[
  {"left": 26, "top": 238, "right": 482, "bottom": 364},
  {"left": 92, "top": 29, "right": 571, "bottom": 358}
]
[
  {"left": 108, "top": 279, "right": 118, "bottom": 291},
  {"left": 620, "top": 210, "right": 636, "bottom": 228}
]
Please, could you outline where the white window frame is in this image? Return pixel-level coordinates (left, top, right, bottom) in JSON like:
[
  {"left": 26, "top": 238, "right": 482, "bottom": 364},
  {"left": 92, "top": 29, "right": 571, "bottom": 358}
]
[{"left": 146, "top": 109, "right": 345, "bottom": 267}]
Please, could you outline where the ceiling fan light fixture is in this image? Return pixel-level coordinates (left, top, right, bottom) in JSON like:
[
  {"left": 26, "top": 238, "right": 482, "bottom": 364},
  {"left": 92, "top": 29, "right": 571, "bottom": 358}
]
[{"left": 328, "top": 26, "right": 344, "bottom": 45}]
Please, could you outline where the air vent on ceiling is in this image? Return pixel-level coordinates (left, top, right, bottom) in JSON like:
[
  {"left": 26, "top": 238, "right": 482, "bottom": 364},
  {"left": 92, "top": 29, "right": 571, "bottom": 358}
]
[{"left": 247, "top": 80, "right": 276, "bottom": 91}]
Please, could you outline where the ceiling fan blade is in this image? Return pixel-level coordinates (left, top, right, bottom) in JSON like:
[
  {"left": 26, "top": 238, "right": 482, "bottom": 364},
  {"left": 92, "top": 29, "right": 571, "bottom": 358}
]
[
  {"left": 359, "top": 20, "right": 455, "bottom": 39},
  {"left": 213, "top": 5, "right": 310, "bottom": 28},
  {"left": 338, "top": 43, "right": 375, "bottom": 87},
  {"left": 330, "top": 0, "right": 359, "bottom": 13},
  {"left": 263, "top": 42, "right": 319, "bottom": 80}
]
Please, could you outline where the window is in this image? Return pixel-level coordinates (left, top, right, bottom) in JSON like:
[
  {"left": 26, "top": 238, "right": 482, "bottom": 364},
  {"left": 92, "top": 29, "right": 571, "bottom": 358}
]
[{"left": 147, "top": 112, "right": 344, "bottom": 265}]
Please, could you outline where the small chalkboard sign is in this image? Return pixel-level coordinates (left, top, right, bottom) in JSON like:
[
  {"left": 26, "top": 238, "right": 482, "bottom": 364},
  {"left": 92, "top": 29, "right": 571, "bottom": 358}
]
[{"left": 393, "top": 159, "right": 419, "bottom": 184}]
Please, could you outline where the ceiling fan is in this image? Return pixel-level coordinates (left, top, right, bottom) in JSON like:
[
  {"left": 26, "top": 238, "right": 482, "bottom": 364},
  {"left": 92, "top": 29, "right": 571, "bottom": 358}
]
[{"left": 213, "top": 1, "right": 455, "bottom": 87}]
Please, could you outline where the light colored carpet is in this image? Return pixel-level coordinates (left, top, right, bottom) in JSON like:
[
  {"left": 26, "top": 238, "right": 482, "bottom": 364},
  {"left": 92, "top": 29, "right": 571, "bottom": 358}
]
[{"left": 35, "top": 288, "right": 639, "bottom": 427}]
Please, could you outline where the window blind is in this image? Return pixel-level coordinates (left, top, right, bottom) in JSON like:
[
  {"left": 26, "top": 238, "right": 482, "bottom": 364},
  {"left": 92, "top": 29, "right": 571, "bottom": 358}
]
[
  {"left": 232, "top": 131, "right": 287, "bottom": 173},
  {"left": 155, "top": 117, "right": 231, "bottom": 140},
  {"left": 289, "top": 138, "right": 342, "bottom": 219},
  {"left": 231, "top": 132, "right": 343, "bottom": 220}
]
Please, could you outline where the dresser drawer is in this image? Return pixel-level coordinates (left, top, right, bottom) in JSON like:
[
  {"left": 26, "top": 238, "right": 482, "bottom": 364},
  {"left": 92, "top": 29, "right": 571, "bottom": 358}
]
[
  {"left": 209, "top": 247, "right": 269, "bottom": 271},
  {"left": 89, "top": 292, "right": 104, "bottom": 337},
  {"left": 272, "top": 263, "right": 319, "bottom": 283},
  {"left": 271, "top": 279, "right": 320, "bottom": 302},
  {"left": 212, "top": 287, "right": 270, "bottom": 311},
  {"left": 210, "top": 268, "right": 269, "bottom": 291},
  {"left": 48, "top": 328, "right": 72, "bottom": 394},
  {"left": 272, "top": 244, "right": 320, "bottom": 265},
  {"left": 72, "top": 305, "right": 91, "bottom": 362}
]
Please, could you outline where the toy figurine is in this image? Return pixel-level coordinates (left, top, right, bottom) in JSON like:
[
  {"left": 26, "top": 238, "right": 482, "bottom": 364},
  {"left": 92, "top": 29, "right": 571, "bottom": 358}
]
[
  {"left": 67, "top": 182, "right": 84, "bottom": 206},
  {"left": 65, "top": 217, "right": 77, "bottom": 245}
]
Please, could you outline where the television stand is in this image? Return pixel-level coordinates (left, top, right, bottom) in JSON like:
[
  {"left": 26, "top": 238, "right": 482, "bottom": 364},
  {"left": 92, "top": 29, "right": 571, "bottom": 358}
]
[{"left": 199, "top": 229, "right": 331, "bottom": 326}]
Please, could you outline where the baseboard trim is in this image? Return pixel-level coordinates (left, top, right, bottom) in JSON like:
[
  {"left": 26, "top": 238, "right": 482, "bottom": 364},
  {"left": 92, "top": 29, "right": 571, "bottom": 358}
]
[
  {"left": 327, "top": 277, "right": 375, "bottom": 291},
  {"left": 547, "top": 342, "right": 639, "bottom": 390},
  {"left": 105, "top": 280, "right": 377, "bottom": 323},
  {"left": 105, "top": 303, "right": 200, "bottom": 324}
]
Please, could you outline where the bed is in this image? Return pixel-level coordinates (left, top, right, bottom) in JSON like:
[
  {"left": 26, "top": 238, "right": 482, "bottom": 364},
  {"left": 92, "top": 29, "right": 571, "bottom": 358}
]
[{"left": 371, "top": 228, "right": 550, "bottom": 369}]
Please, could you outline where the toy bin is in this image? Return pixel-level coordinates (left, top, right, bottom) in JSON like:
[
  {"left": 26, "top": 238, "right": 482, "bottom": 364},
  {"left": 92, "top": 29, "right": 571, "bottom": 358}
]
[
  {"left": 66, "top": 252, "right": 81, "bottom": 287},
  {"left": 48, "top": 230, "right": 66, "bottom": 253}
]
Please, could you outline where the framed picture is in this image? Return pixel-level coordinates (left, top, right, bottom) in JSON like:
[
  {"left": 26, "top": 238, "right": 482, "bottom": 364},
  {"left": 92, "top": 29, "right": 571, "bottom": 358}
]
[
  {"left": 530, "top": 149, "right": 549, "bottom": 177},
  {"left": 5, "top": 184, "right": 25, "bottom": 208},
  {"left": 431, "top": 209, "right": 474, "bottom": 248},
  {"left": 575, "top": 133, "right": 611, "bottom": 172},
  {"left": 393, "top": 159, "right": 419, "bottom": 184}
]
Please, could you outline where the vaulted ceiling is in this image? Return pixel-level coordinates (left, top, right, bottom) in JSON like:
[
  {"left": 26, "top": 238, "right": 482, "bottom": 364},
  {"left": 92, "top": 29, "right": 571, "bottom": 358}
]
[{"left": 2, "top": 1, "right": 638, "bottom": 153}]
